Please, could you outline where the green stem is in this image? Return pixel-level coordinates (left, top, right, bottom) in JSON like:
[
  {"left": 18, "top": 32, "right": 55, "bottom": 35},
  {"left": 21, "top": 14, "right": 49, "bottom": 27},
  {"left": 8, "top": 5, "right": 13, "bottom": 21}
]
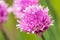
[
  {"left": 42, "top": 35, "right": 45, "bottom": 40},
  {"left": 0, "top": 23, "right": 9, "bottom": 40},
  {"left": 1, "top": 30, "right": 9, "bottom": 40},
  {"left": 36, "top": 32, "right": 45, "bottom": 40}
]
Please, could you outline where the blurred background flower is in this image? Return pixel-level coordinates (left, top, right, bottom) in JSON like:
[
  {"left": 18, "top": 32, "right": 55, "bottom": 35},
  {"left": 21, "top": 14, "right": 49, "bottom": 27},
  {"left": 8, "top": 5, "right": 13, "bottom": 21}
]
[
  {"left": 13, "top": 0, "right": 39, "bottom": 18},
  {"left": 0, "top": 0, "right": 8, "bottom": 23}
]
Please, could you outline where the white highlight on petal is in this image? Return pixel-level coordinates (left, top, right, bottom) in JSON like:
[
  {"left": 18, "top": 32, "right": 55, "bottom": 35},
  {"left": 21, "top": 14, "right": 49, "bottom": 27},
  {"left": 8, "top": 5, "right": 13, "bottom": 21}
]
[
  {"left": 39, "top": 5, "right": 42, "bottom": 8},
  {"left": 17, "top": 20, "right": 20, "bottom": 23},
  {"left": 16, "top": 27, "right": 19, "bottom": 29},
  {"left": 16, "top": 24, "right": 20, "bottom": 29},
  {"left": 16, "top": 24, "right": 19, "bottom": 26},
  {"left": 50, "top": 23, "right": 53, "bottom": 25},
  {"left": 32, "top": 31, "right": 34, "bottom": 34},
  {"left": 50, "top": 20, "right": 54, "bottom": 25},
  {"left": 46, "top": 7, "right": 49, "bottom": 11},
  {"left": 39, "top": 5, "right": 43, "bottom": 10}
]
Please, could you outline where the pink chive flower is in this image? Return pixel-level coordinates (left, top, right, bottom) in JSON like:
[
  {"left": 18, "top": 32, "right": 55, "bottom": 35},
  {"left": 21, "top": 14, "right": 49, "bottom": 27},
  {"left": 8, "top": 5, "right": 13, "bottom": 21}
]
[
  {"left": 0, "top": 0, "right": 9, "bottom": 23},
  {"left": 13, "top": 0, "right": 39, "bottom": 18},
  {"left": 16, "top": 5, "right": 54, "bottom": 34}
]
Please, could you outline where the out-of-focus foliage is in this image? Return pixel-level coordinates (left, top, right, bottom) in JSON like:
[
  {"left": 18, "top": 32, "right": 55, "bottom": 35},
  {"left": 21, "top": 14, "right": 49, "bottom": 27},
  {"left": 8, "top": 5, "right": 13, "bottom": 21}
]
[{"left": 0, "top": 0, "right": 60, "bottom": 40}]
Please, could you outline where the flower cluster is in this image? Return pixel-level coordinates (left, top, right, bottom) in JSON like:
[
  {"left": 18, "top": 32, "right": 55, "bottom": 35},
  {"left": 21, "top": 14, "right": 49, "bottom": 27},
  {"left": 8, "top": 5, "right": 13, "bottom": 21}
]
[
  {"left": 16, "top": 5, "right": 53, "bottom": 33},
  {"left": 13, "top": 0, "right": 54, "bottom": 34}
]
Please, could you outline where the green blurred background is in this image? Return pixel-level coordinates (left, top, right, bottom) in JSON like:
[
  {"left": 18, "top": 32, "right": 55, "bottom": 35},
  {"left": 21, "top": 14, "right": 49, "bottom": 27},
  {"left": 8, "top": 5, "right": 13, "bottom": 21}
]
[{"left": 0, "top": 0, "right": 60, "bottom": 40}]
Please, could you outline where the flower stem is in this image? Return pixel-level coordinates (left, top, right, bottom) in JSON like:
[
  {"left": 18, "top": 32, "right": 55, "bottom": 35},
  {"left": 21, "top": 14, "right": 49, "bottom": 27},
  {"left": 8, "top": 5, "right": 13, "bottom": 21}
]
[
  {"left": 0, "top": 23, "right": 9, "bottom": 40},
  {"left": 36, "top": 32, "right": 45, "bottom": 40},
  {"left": 41, "top": 35, "right": 45, "bottom": 40}
]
